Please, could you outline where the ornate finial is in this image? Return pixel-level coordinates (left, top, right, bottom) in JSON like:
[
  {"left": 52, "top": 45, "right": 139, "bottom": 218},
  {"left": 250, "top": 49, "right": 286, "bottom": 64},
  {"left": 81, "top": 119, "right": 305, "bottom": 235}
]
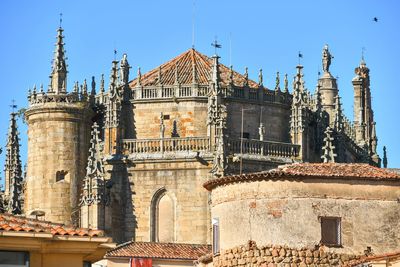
[
  {"left": 383, "top": 146, "right": 388, "bottom": 168},
  {"left": 33, "top": 84, "right": 37, "bottom": 94},
  {"left": 244, "top": 67, "right": 249, "bottom": 86},
  {"left": 275, "top": 71, "right": 281, "bottom": 92},
  {"left": 322, "top": 44, "right": 333, "bottom": 73},
  {"left": 370, "top": 122, "right": 378, "bottom": 155},
  {"left": 100, "top": 74, "right": 105, "bottom": 93},
  {"left": 83, "top": 79, "right": 88, "bottom": 95},
  {"left": 284, "top": 73, "right": 289, "bottom": 93},
  {"left": 229, "top": 65, "right": 234, "bottom": 84},
  {"left": 91, "top": 76, "right": 96, "bottom": 95},
  {"left": 258, "top": 69, "right": 263, "bottom": 86},
  {"left": 321, "top": 127, "right": 337, "bottom": 163},
  {"left": 334, "top": 96, "right": 343, "bottom": 132},
  {"left": 40, "top": 83, "right": 44, "bottom": 93},
  {"left": 73, "top": 81, "right": 79, "bottom": 93}
]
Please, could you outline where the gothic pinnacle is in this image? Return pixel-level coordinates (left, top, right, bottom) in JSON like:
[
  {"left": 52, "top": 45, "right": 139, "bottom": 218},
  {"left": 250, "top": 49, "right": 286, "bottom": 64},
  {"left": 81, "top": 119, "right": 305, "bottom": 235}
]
[
  {"left": 275, "top": 71, "right": 281, "bottom": 92},
  {"left": 321, "top": 126, "right": 337, "bottom": 163},
  {"left": 258, "top": 69, "right": 263, "bottom": 86},
  {"left": 4, "top": 112, "right": 23, "bottom": 214},
  {"left": 50, "top": 26, "right": 67, "bottom": 94}
]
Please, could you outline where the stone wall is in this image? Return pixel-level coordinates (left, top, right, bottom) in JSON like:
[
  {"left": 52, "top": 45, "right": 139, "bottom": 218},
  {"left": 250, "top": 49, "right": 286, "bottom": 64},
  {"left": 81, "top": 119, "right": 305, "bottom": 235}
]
[
  {"left": 210, "top": 178, "right": 400, "bottom": 254},
  {"left": 125, "top": 159, "right": 212, "bottom": 244},
  {"left": 226, "top": 101, "right": 290, "bottom": 143},
  {"left": 131, "top": 100, "right": 208, "bottom": 139},
  {"left": 25, "top": 102, "right": 92, "bottom": 224},
  {"left": 211, "top": 241, "right": 361, "bottom": 267}
]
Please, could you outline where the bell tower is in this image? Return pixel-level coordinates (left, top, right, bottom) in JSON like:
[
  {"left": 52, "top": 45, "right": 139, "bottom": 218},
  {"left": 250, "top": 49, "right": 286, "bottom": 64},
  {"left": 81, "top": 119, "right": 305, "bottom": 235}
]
[{"left": 24, "top": 26, "right": 93, "bottom": 224}]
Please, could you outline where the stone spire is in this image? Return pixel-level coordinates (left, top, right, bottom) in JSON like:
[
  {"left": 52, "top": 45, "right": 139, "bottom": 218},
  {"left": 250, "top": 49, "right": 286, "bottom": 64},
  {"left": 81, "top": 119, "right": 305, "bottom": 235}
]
[
  {"left": 137, "top": 67, "right": 142, "bottom": 86},
  {"left": 4, "top": 112, "right": 23, "bottom": 214},
  {"left": 244, "top": 67, "right": 249, "bottom": 86},
  {"left": 49, "top": 26, "right": 68, "bottom": 94},
  {"left": 321, "top": 127, "right": 337, "bottom": 163},
  {"left": 108, "top": 60, "right": 120, "bottom": 100},
  {"left": 334, "top": 96, "right": 343, "bottom": 132},
  {"left": 91, "top": 76, "right": 96, "bottom": 96},
  {"left": 100, "top": 74, "right": 105, "bottom": 93},
  {"left": 383, "top": 146, "right": 388, "bottom": 168},
  {"left": 80, "top": 122, "right": 109, "bottom": 207},
  {"left": 211, "top": 55, "right": 221, "bottom": 87}
]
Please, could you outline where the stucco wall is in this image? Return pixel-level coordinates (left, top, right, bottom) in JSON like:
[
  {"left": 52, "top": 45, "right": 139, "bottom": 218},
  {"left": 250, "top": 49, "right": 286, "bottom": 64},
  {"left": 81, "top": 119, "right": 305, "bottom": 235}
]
[{"left": 210, "top": 178, "right": 400, "bottom": 254}]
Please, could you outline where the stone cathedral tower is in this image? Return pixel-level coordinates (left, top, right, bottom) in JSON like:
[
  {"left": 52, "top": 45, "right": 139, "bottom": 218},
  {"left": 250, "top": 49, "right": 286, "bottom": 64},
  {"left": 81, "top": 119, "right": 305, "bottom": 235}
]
[{"left": 24, "top": 27, "right": 93, "bottom": 224}]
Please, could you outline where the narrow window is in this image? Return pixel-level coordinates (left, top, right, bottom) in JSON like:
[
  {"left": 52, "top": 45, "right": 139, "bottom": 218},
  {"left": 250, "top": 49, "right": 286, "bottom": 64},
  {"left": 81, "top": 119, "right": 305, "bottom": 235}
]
[
  {"left": 212, "top": 218, "right": 220, "bottom": 255},
  {"left": 0, "top": 251, "right": 29, "bottom": 267},
  {"left": 150, "top": 188, "right": 175, "bottom": 242},
  {"left": 55, "top": 170, "right": 67, "bottom": 182},
  {"left": 321, "top": 217, "right": 341, "bottom": 246}
]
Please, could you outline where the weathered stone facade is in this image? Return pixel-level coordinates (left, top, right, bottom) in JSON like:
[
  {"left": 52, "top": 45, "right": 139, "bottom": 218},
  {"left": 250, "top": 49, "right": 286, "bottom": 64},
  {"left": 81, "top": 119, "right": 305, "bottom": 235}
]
[{"left": 10, "top": 26, "right": 385, "bottom": 249}]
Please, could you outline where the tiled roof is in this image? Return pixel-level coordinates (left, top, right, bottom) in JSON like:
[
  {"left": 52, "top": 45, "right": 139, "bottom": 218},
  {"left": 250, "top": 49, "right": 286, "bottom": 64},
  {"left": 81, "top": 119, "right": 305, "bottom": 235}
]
[
  {"left": 129, "top": 48, "right": 261, "bottom": 89},
  {"left": 0, "top": 213, "right": 104, "bottom": 237},
  {"left": 346, "top": 251, "right": 400, "bottom": 266},
  {"left": 204, "top": 163, "right": 400, "bottom": 190},
  {"left": 106, "top": 241, "right": 211, "bottom": 260}
]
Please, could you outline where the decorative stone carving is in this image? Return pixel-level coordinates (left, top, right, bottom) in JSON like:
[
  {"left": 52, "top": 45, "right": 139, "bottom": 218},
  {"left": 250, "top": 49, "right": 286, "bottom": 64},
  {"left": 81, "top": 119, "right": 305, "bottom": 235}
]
[
  {"left": 321, "top": 127, "right": 337, "bottom": 163},
  {"left": 79, "top": 122, "right": 110, "bottom": 206},
  {"left": 322, "top": 44, "right": 333, "bottom": 73}
]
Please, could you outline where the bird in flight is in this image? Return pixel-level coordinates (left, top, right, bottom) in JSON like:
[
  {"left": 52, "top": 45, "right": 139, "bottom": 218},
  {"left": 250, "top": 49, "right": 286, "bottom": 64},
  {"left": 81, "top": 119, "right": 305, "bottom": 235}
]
[{"left": 373, "top": 17, "right": 378, "bottom": 22}]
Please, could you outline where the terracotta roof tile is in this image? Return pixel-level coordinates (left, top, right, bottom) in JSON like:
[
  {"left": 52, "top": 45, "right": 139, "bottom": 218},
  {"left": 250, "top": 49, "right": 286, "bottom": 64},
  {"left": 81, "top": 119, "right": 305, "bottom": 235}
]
[
  {"left": 106, "top": 241, "right": 211, "bottom": 260},
  {"left": 0, "top": 213, "right": 104, "bottom": 237},
  {"left": 129, "top": 48, "right": 261, "bottom": 89},
  {"left": 346, "top": 250, "right": 400, "bottom": 266},
  {"left": 204, "top": 163, "right": 400, "bottom": 190}
]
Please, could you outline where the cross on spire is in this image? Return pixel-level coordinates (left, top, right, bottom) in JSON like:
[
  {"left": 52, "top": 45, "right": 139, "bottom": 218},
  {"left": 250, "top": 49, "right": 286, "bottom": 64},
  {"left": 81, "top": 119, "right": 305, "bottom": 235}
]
[
  {"left": 59, "top": 13, "right": 63, "bottom": 28},
  {"left": 211, "top": 37, "right": 222, "bottom": 55},
  {"left": 9, "top": 99, "right": 17, "bottom": 113}
]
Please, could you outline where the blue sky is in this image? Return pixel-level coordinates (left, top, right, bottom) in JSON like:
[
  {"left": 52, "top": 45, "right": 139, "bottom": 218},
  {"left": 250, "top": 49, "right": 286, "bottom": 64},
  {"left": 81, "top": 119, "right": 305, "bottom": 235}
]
[{"left": 0, "top": 0, "right": 399, "bottom": 178}]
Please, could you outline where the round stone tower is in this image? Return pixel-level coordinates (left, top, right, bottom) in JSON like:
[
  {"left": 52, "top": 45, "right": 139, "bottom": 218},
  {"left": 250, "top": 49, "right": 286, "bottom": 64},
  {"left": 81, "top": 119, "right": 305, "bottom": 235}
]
[{"left": 24, "top": 27, "right": 93, "bottom": 224}]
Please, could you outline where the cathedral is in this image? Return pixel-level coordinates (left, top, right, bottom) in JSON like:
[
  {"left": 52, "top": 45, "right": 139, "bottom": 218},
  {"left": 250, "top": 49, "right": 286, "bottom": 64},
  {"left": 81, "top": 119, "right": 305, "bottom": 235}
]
[{"left": 0, "top": 25, "right": 382, "bottom": 245}]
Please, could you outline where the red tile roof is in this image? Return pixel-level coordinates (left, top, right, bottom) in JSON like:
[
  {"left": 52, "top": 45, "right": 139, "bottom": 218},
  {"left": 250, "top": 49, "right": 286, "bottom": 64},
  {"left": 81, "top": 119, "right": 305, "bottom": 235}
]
[
  {"left": 106, "top": 241, "right": 211, "bottom": 260},
  {"left": 346, "top": 250, "right": 400, "bottom": 266},
  {"left": 204, "top": 163, "right": 400, "bottom": 190},
  {"left": 0, "top": 213, "right": 104, "bottom": 237},
  {"left": 129, "top": 48, "right": 261, "bottom": 89}
]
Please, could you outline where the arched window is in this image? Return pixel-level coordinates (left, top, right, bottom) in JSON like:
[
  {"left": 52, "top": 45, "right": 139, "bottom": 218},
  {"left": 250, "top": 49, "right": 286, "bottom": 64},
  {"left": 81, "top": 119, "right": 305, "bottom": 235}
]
[{"left": 150, "top": 188, "right": 175, "bottom": 242}]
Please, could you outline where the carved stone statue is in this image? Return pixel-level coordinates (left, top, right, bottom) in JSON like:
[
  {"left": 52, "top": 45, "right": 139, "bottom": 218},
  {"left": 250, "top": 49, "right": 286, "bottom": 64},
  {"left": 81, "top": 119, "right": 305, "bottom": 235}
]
[{"left": 322, "top": 45, "right": 332, "bottom": 73}]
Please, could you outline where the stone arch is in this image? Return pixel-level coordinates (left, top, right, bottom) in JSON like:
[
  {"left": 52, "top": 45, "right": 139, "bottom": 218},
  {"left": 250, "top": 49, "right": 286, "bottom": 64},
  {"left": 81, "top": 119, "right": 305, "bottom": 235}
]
[{"left": 150, "top": 187, "right": 176, "bottom": 242}]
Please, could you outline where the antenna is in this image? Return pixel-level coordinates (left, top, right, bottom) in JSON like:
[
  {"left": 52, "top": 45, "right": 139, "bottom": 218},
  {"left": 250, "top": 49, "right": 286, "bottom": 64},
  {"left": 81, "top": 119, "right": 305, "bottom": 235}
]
[
  {"left": 229, "top": 32, "right": 232, "bottom": 66},
  {"left": 192, "top": 0, "right": 196, "bottom": 49}
]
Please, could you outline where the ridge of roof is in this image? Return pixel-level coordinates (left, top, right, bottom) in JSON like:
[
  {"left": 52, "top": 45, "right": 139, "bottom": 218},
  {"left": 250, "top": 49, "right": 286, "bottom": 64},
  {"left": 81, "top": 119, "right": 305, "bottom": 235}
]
[
  {"left": 203, "top": 163, "right": 400, "bottom": 191},
  {"left": 105, "top": 241, "right": 211, "bottom": 260},
  {"left": 129, "top": 48, "right": 261, "bottom": 89}
]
